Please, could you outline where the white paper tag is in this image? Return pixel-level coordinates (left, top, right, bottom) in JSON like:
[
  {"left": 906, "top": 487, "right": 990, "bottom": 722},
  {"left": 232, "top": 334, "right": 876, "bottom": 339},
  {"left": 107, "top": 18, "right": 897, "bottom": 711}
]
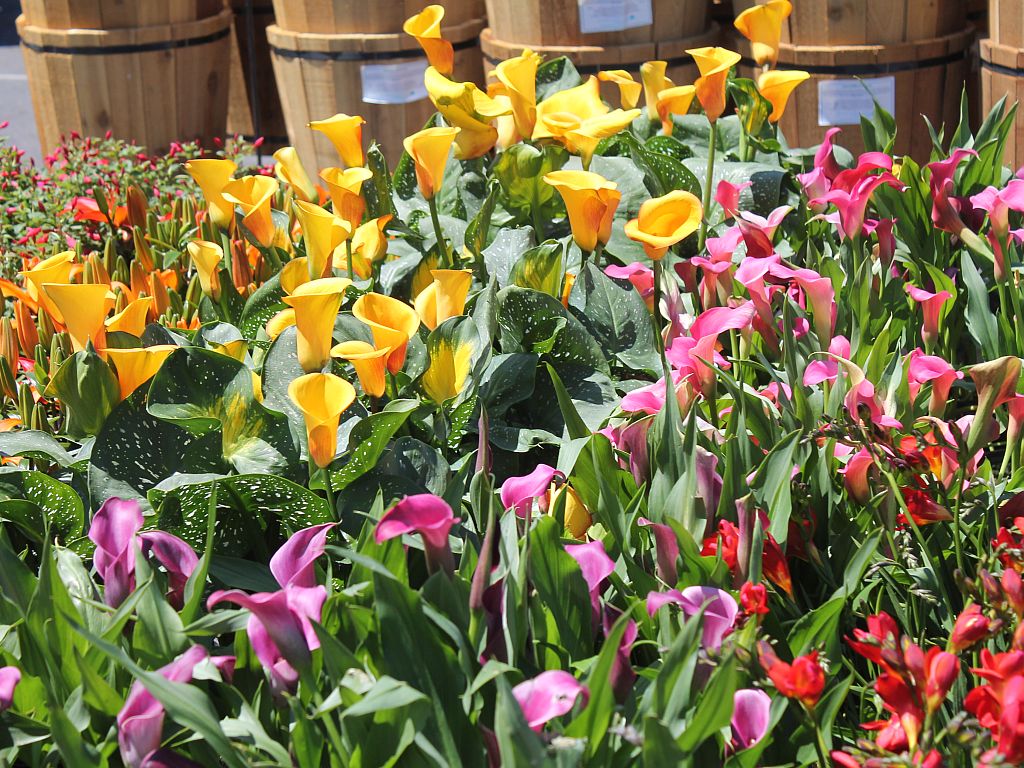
[
  {"left": 578, "top": 0, "right": 653, "bottom": 34},
  {"left": 360, "top": 59, "right": 429, "bottom": 105},
  {"left": 817, "top": 76, "right": 896, "bottom": 127}
]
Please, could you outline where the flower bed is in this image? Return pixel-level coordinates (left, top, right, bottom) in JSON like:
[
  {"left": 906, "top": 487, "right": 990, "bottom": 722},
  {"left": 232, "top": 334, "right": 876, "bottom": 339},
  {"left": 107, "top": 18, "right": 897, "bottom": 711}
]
[{"left": 1, "top": 2, "right": 1024, "bottom": 766}]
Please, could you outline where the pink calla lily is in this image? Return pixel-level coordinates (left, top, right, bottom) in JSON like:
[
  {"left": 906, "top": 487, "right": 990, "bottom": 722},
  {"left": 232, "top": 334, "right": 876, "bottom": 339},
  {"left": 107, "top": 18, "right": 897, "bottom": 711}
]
[
  {"left": 565, "top": 540, "right": 615, "bottom": 615},
  {"left": 499, "top": 465, "right": 563, "bottom": 519},
  {"left": 906, "top": 285, "right": 952, "bottom": 350},
  {"left": 605, "top": 263, "right": 654, "bottom": 308},
  {"left": 0, "top": 666, "right": 20, "bottom": 711},
  {"left": 970, "top": 180, "right": 1024, "bottom": 239},
  {"left": 512, "top": 670, "right": 589, "bottom": 731},
  {"left": 804, "top": 336, "right": 850, "bottom": 386},
  {"left": 908, "top": 349, "right": 963, "bottom": 416},
  {"left": 715, "top": 180, "right": 751, "bottom": 219},
  {"left": 375, "top": 494, "right": 460, "bottom": 573},
  {"left": 927, "top": 148, "right": 978, "bottom": 234},
  {"left": 647, "top": 585, "right": 739, "bottom": 650},
  {"left": 137, "top": 532, "right": 199, "bottom": 609},
  {"left": 638, "top": 517, "right": 680, "bottom": 585},
  {"left": 270, "top": 522, "right": 335, "bottom": 589},
  {"left": 731, "top": 688, "right": 772, "bottom": 752}
]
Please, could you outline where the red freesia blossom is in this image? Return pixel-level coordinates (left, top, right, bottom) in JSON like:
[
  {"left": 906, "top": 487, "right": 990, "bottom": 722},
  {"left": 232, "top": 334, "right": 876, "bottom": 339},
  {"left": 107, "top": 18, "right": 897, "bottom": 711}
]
[
  {"left": 949, "top": 604, "right": 993, "bottom": 652},
  {"left": 897, "top": 486, "right": 952, "bottom": 526},
  {"left": 757, "top": 642, "right": 825, "bottom": 708},
  {"left": 702, "top": 519, "right": 793, "bottom": 596},
  {"left": 740, "top": 582, "right": 768, "bottom": 616}
]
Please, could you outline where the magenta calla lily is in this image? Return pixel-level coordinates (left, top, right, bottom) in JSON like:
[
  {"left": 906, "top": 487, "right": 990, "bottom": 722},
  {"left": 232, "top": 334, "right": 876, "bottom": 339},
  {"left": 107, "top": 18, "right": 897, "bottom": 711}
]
[
  {"left": 810, "top": 160, "right": 903, "bottom": 240},
  {"left": 270, "top": 522, "right": 335, "bottom": 589},
  {"left": 647, "top": 586, "right": 739, "bottom": 650},
  {"left": 908, "top": 349, "right": 963, "bottom": 416},
  {"left": 512, "top": 670, "right": 589, "bottom": 731},
  {"left": 137, "top": 532, "right": 199, "bottom": 609},
  {"left": 375, "top": 494, "right": 461, "bottom": 573},
  {"left": 565, "top": 540, "right": 615, "bottom": 616},
  {"left": 928, "top": 148, "right": 978, "bottom": 234},
  {"left": 0, "top": 666, "right": 20, "bottom": 711},
  {"left": 906, "top": 285, "right": 952, "bottom": 351},
  {"left": 638, "top": 517, "right": 680, "bottom": 585},
  {"left": 804, "top": 336, "right": 850, "bottom": 386},
  {"left": 715, "top": 179, "right": 751, "bottom": 219},
  {"left": 731, "top": 688, "right": 772, "bottom": 752},
  {"left": 499, "top": 465, "right": 563, "bottom": 519}
]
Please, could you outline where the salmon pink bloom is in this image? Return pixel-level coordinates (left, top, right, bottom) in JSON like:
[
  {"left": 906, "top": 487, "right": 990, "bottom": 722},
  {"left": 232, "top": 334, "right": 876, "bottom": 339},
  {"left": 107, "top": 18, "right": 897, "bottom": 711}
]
[
  {"left": 715, "top": 179, "right": 751, "bottom": 219},
  {"left": 971, "top": 179, "right": 1024, "bottom": 239},
  {"left": 804, "top": 336, "right": 849, "bottom": 386},
  {"left": 512, "top": 670, "right": 588, "bottom": 731},
  {"left": 840, "top": 447, "right": 875, "bottom": 505},
  {"left": 605, "top": 262, "right": 654, "bottom": 308},
  {"left": 736, "top": 206, "right": 792, "bottom": 259}
]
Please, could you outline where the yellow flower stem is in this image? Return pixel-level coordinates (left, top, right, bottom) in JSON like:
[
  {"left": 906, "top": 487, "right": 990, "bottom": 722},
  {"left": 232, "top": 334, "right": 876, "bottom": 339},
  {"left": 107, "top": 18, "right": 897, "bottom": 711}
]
[
  {"left": 698, "top": 120, "right": 719, "bottom": 253},
  {"left": 428, "top": 195, "right": 451, "bottom": 269},
  {"left": 345, "top": 240, "right": 355, "bottom": 282}
]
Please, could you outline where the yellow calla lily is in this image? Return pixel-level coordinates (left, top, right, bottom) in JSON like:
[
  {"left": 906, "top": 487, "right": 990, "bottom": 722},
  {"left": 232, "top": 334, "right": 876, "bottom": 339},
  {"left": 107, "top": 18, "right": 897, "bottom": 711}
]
[
  {"left": 534, "top": 76, "right": 609, "bottom": 141},
  {"left": 734, "top": 0, "right": 792, "bottom": 68},
  {"left": 208, "top": 339, "right": 248, "bottom": 362},
  {"left": 288, "top": 372, "right": 356, "bottom": 469},
  {"left": 424, "top": 67, "right": 510, "bottom": 159},
  {"left": 282, "top": 277, "right": 352, "bottom": 373},
  {"left": 352, "top": 293, "right": 420, "bottom": 374},
  {"left": 640, "top": 61, "right": 673, "bottom": 120},
  {"left": 187, "top": 240, "right": 223, "bottom": 300},
  {"left": 404, "top": 5, "right": 454, "bottom": 76},
  {"left": 624, "top": 190, "right": 704, "bottom": 260},
  {"left": 687, "top": 46, "right": 742, "bottom": 123},
  {"left": 757, "top": 69, "right": 809, "bottom": 122},
  {"left": 495, "top": 49, "right": 542, "bottom": 139},
  {"left": 41, "top": 283, "right": 115, "bottom": 353},
  {"left": 552, "top": 484, "right": 591, "bottom": 540},
  {"left": 280, "top": 259, "right": 310, "bottom": 296},
  {"left": 266, "top": 308, "right": 296, "bottom": 340},
  {"left": 655, "top": 85, "right": 697, "bottom": 135},
  {"left": 106, "top": 345, "right": 176, "bottom": 399},
  {"left": 273, "top": 146, "right": 318, "bottom": 203},
  {"left": 21, "top": 251, "right": 74, "bottom": 322},
  {"left": 339, "top": 215, "right": 393, "bottom": 278},
  {"left": 599, "top": 69, "right": 643, "bottom": 110},
  {"left": 564, "top": 108, "right": 641, "bottom": 169},
  {"left": 184, "top": 159, "right": 237, "bottom": 229},
  {"left": 309, "top": 113, "right": 365, "bottom": 168},
  {"left": 105, "top": 297, "right": 153, "bottom": 337},
  {"left": 489, "top": 90, "right": 521, "bottom": 150},
  {"left": 422, "top": 327, "right": 475, "bottom": 404},
  {"left": 403, "top": 127, "right": 460, "bottom": 201},
  {"left": 414, "top": 269, "right": 473, "bottom": 330},
  {"left": 294, "top": 200, "right": 351, "bottom": 280},
  {"left": 222, "top": 175, "right": 280, "bottom": 248},
  {"left": 543, "top": 170, "right": 621, "bottom": 254},
  {"left": 319, "top": 167, "right": 372, "bottom": 233},
  {"left": 331, "top": 340, "right": 391, "bottom": 398}
]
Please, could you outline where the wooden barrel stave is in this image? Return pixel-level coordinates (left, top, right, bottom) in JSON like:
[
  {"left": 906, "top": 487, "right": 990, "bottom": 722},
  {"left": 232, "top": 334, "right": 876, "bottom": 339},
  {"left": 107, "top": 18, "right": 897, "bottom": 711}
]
[
  {"left": 981, "top": 38, "right": 1024, "bottom": 170},
  {"left": 272, "top": 0, "right": 486, "bottom": 35},
  {"left": 228, "top": 2, "right": 287, "bottom": 147},
  {"left": 20, "top": 0, "right": 224, "bottom": 29},
  {"left": 991, "top": 0, "right": 1024, "bottom": 49}
]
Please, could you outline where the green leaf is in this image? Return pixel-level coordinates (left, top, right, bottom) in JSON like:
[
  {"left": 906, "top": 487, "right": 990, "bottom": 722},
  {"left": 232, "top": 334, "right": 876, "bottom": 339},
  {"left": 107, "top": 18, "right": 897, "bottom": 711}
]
[
  {"left": 528, "top": 516, "right": 591, "bottom": 661},
  {"left": 961, "top": 251, "right": 999, "bottom": 359},
  {"left": 46, "top": 349, "right": 120, "bottom": 438},
  {"left": 239, "top": 273, "right": 285, "bottom": 340},
  {"left": 510, "top": 241, "right": 564, "bottom": 298},
  {"left": 752, "top": 430, "right": 800, "bottom": 545},
  {"left": 0, "top": 430, "right": 76, "bottom": 467},
  {"left": 494, "top": 675, "right": 549, "bottom": 767},
  {"left": 329, "top": 400, "right": 419, "bottom": 491},
  {"left": 788, "top": 593, "right": 846, "bottom": 660},
  {"left": 545, "top": 364, "right": 590, "bottom": 440},
  {"left": 0, "top": 470, "right": 84, "bottom": 545}
]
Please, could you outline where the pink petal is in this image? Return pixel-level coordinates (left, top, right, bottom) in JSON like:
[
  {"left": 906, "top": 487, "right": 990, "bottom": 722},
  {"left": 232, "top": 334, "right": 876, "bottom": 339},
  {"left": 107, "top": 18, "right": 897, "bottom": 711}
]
[
  {"left": 207, "top": 590, "right": 311, "bottom": 672},
  {"left": 375, "top": 494, "right": 459, "bottom": 550},
  {"left": 499, "top": 466, "right": 562, "bottom": 518},
  {"left": 565, "top": 540, "right": 615, "bottom": 598},
  {"left": 0, "top": 666, "right": 19, "bottom": 711},
  {"left": 731, "top": 688, "right": 772, "bottom": 751},
  {"left": 269, "top": 523, "right": 335, "bottom": 589},
  {"left": 512, "top": 670, "right": 589, "bottom": 731}
]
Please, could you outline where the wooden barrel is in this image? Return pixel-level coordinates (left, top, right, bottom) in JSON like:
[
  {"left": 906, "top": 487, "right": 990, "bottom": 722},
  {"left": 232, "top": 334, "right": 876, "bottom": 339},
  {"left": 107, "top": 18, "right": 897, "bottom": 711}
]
[
  {"left": 484, "top": 0, "right": 708, "bottom": 47},
  {"left": 991, "top": 0, "right": 1024, "bottom": 48},
  {"left": 20, "top": 0, "right": 224, "bottom": 29},
  {"left": 710, "top": 0, "right": 733, "bottom": 28},
  {"left": 732, "top": 0, "right": 964, "bottom": 45},
  {"left": 18, "top": 9, "right": 232, "bottom": 154},
  {"left": 737, "top": 28, "right": 973, "bottom": 161},
  {"left": 981, "top": 38, "right": 1024, "bottom": 169},
  {"left": 272, "top": 0, "right": 485, "bottom": 35},
  {"left": 227, "top": 0, "right": 287, "bottom": 149},
  {"left": 268, "top": 17, "right": 485, "bottom": 169},
  {"left": 968, "top": 0, "right": 988, "bottom": 37},
  {"left": 481, "top": 24, "right": 721, "bottom": 104}
]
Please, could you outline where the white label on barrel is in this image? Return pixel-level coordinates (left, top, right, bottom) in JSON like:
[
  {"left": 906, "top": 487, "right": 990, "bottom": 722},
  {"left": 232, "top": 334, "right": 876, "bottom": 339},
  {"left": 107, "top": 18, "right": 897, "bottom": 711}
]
[
  {"left": 361, "top": 60, "right": 429, "bottom": 105},
  {"left": 817, "top": 77, "right": 896, "bottom": 127},
  {"left": 578, "top": 0, "right": 653, "bottom": 34}
]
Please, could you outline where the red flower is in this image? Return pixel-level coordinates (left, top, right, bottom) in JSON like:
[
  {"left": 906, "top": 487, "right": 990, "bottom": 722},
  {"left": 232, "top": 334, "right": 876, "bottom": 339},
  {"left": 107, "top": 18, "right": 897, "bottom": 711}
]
[
  {"left": 847, "top": 612, "right": 901, "bottom": 670},
  {"left": 949, "top": 604, "right": 992, "bottom": 652},
  {"left": 740, "top": 582, "right": 768, "bottom": 616},
  {"left": 897, "top": 486, "right": 952, "bottom": 526},
  {"left": 757, "top": 642, "right": 825, "bottom": 708},
  {"left": 702, "top": 520, "right": 793, "bottom": 596}
]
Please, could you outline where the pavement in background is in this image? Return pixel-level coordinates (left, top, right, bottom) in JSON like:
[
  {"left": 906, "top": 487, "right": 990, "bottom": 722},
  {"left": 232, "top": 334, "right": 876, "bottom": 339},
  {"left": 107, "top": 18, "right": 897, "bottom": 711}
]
[{"left": 0, "top": 1, "right": 39, "bottom": 162}]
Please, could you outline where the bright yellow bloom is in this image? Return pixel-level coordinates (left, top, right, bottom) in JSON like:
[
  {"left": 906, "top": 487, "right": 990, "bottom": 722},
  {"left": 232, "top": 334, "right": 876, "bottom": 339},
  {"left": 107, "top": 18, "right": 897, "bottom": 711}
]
[
  {"left": 352, "top": 293, "right": 420, "bottom": 374},
  {"left": 757, "top": 69, "right": 809, "bottom": 122},
  {"left": 564, "top": 109, "right": 641, "bottom": 168},
  {"left": 106, "top": 297, "right": 153, "bottom": 337},
  {"left": 42, "top": 283, "right": 115, "bottom": 353},
  {"left": 495, "top": 49, "right": 542, "bottom": 138},
  {"left": 656, "top": 85, "right": 697, "bottom": 135},
  {"left": 543, "top": 170, "right": 621, "bottom": 254},
  {"left": 687, "top": 47, "right": 742, "bottom": 123},
  {"left": 403, "top": 127, "right": 460, "bottom": 201},
  {"left": 411, "top": 254, "right": 442, "bottom": 298},
  {"left": 106, "top": 345, "right": 176, "bottom": 399},
  {"left": 734, "top": 0, "right": 792, "bottom": 67},
  {"left": 414, "top": 269, "right": 473, "bottom": 330},
  {"left": 280, "top": 259, "right": 310, "bottom": 295},
  {"left": 599, "top": 69, "right": 643, "bottom": 110},
  {"left": 288, "top": 372, "right": 356, "bottom": 469},
  {"left": 222, "top": 175, "right": 280, "bottom": 248},
  {"left": 187, "top": 240, "right": 223, "bottom": 300},
  {"left": 294, "top": 200, "right": 351, "bottom": 280},
  {"left": 624, "top": 190, "right": 704, "bottom": 260},
  {"left": 319, "top": 166, "right": 372, "bottom": 233},
  {"left": 282, "top": 277, "right": 352, "bottom": 373},
  {"left": 266, "top": 308, "right": 296, "bottom": 340},
  {"left": 561, "top": 272, "right": 576, "bottom": 309},
  {"left": 489, "top": 90, "right": 521, "bottom": 150},
  {"left": 21, "top": 251, "right": 73, "bottom": 322},
  {"left": 404, "top": 5, "right": 454, "bottom": 76},
  {"left": 640, "top": 61, "right": 673, "bottom": 120},
  {"left": 424, "top": 67, "right": 510, "bottom": 159},
  {"left": 422, "top": 329, "right": 474, "bottom": 403},
  {"left": 339, "top": 215, "right": 393, "bottom": 278},
  {"left": 534, "top": 76, "right": 609, "bottom": 141},
  {"left": 208, "top": 339, "right": 248, "bottom": 362},
  {"left": 309, "top": 113, "right": 365, "bottom": 168},
  {"left": 273, "top": 146, "right": 318, "bottom": 203},
  {"left": 552, "top": 484, "right": 591, "bottom": 539},
  {"left": 331, "top": 340, "right": 391, "bottom": 397},
  {"left": 184, "top": 159, "right": 237, "bottom": 229}
]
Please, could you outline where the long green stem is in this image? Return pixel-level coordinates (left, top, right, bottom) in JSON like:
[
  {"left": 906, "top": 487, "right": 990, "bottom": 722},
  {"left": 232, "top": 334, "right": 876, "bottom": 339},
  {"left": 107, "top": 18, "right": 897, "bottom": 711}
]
[
  {"left": 428, "top": 195, "right": 450, "bottom": 269},
  {"left": 652, "top": 260, "right": 667, "bottom": 372},
  {"left": 698, "top": 120, "right": 719, "bottom": 253},
  {"left": 345, "top": 239, "right": 355, "bottom": 281},
  {"left": 321, "top": 466, "right": 336, "bottom": 519},
  {"left": 809, "top": 709, "right": 830, "bottom": 767}
]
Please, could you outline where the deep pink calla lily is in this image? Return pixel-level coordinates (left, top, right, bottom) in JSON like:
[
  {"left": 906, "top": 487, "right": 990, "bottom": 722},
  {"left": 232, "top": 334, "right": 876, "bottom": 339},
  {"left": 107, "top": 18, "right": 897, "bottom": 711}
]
[
  {"left": 90, "top": 497, "right": 144, "bottom": 607},
  {"left": 0, "top": 666, "right": 20, "bottom": 711},
  {"left": 137, "top": 532, "right": 199, "bottom": 609},
  {"left": 731, "top": 688, "right": 772, "bottom": 752},
  {"left": 908, "top": 349, "right": 963, "bottom": 416},
  {"left": 565, "top": 540, "right": 615, "bottom": 616},
  {"left": 605, "top": 263, "right": 654, "bottom": 308},
  {"left": 927, "top": 148, "right": 978, "bottom": 233},
  {"left": 270, "top": 522, "right": 335, "bottom": 589},
  {"left": 499, "top": 465, "right": 563, "bottom": 519},
  {"left": 906, "top": 285, "right": 952, "bottom": 351},
  {"left": 715, "top": 179, "right": 751, "bottom": 219},
  {"left": 970, "top": 180, "right": 1024, "bottom": 239},
  {"left": 647, "top": 586, "right": 739, "bottom": 650},
  {"left": 512, "top": 670, "right": 589, "bottom": 731},
  {"left": 810, "top": 163, "right": 903, "bottom": 240},
  {"left": 804, "top": 336, "right": 850, "bottom": 386},
  {"left": 375, "top": 494, "right": 461, "bottom": 573},
  {"left": 638, "top": 517, "right": 680, "bottom": 585}
]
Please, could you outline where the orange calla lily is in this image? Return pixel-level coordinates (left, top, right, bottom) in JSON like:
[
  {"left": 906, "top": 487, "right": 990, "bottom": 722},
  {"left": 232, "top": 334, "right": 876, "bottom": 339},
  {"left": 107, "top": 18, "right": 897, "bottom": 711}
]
[
  {"left": 599, "top": 69, "right": 643, "bottom": 110},
  {"left": 309, "top": 113, "right": 365, "bottom": 168},
  {"left": 624, "top": 190, "right": 704, "bottom": 260},
  {"left": 274, "top": 146, "right": 318, "bottom": 203},
  {"left": 687, "top": 47, "right": 742, "bottom": 123},
  {"left": 424, "top": 67, "right": 510, "bottom": 159},
  {"left": 106, "top": 345, "right": 176, "bottom": 399},
  {"left": 403, "top": 127, "right": 460, "bottom": 201},
  {"left": 757, "top": 69, "right": 809, "bottom": 122},
  {"left": 340, "top": 215, "right": 393, "bottom": 278},
  {"left": 282, "top": 277, "right": 352, "bottom": 373},
  {"left": 280, "top": 259, "right": 310, "bottom": 296},
  {"left": 319, "top": 166, "right": 372, "bottom": 233},
  {"left": 564, "top": 109, "right": 641, "bottom": 169},
  {"left": 640, "top": 60, "right": 673, "bottom": 120},
  {"left": 734, "top": 0, "right": 792, "bottom": 68},
  {"left": 106, "top": 297, "right": 154, "bottom": 337},
  {"left": 414, "top": 269, "right": 473, "bottom": 330},
  {"left": 404, "top": 4, "right": 454, "bottom": 76},
  {"left": 294, "top": 200, "right": 351, "bottom": 280},
  {"left": 21, "top": 251, "right": 74, "bottom": 322},
  {"left": 187, "top": 240, "right": 223, "bottom": 300},
  {"left": 534, "top": 76, "right": 609, "bottom": 140},
  {"left": 42, "top": 283, "right": 115, "bottom": 353},
  {"left": 352, "top": 293, "right": 420, "bottom": 374},
  {"left": 185, "top": 159, "right": 237, "bottom": 229},
  {"left": 496, "top": 49, "right": 542, "bottom": 139},
  {"left": 656, "top": 85, "right": 697, "bottom": 135},
  {"left": 543, "top": 170, "right": 621, "bottom": 254},
  {"left": 288, "top": 372, "right": 356, "bottom": 468},
  {"left": 222, "top": 175, "right": 280, "bottom": 248},
  {"left": 331, "top": 340, "right": 391, "bottom": 397}
]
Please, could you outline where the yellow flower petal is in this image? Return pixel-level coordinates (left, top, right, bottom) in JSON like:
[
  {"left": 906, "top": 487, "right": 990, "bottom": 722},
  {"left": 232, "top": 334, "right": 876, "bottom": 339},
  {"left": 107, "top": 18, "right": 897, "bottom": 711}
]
[
  {"left": 105, "top": 296, "right": 153, "bottom": 337},
  {"left": 404, "top": 5, "right": 454, "bottom": 76},
  {"left": 288, "top": 372, "right": 356, "bottom": 468},
  {"left": 274, "top": 146, "right": 318, "bottom": 203},
  {"left": 22, "top": 251, "right": 74, "bottom": 322},
  {"left": 282, "top": 277, "right": 352, "bottom": 372},
  {"left": 687, "top": 46, "right": 742, "bottom": 123},
  {"left": 106, "top": 345, "right": 176, "bottom": 399},
  {"left": 543, "top": 170, "right": 621, "bottom": 253},
  {"left": 331, "top": 339, "right": 391, "bottom": 397},
  {"left": 624, "top": 190, "right": 703, "bottom": 260},
  {"left": 757, "top": 69, "right": 809, "bottom": 122},
  {"left": 496, "top": 49, "right": 542, "bottom": 138},
  {"left": 294, "top": 200, "right": 350, "bottom": 280},
  {"left": 352, "top": 293, "right": 420, "bottom": 374},
  {"left": 187, "top": 240, "right": 223, "bottom": 300},
  {"left": 403, "top": 127, "right": 460, "bottom": 200},
  {"left": 222, "top": 175, "right": 280, "bottom": 248},
  {"left": 319, "top": 166, "right": 372, "bottom": 232},
  {"left": 734, "top": 0, "right": 792, "bottom": 67},
  {"left": 42, "top": 283, "right": 115, "bottom": 353},
  {"left": 309, "top": 113, "right": 365, "bottom": 168},
  {"left": 185, "top": 159, "right": 237, "bottom": 229}
]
